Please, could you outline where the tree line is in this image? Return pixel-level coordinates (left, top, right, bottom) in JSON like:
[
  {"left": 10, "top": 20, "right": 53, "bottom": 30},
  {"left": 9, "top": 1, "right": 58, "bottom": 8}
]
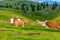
[{"left": 0, "top": 1, "right": 58, "bottom": 11}]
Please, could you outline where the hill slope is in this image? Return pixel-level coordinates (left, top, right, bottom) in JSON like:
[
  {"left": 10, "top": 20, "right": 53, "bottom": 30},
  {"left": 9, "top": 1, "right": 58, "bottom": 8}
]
[{"left": 0, "top": 9, "right": 60, "bottom": 40}]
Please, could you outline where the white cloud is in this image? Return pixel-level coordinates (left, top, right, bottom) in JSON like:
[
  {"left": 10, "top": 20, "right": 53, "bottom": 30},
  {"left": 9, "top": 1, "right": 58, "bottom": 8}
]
[
  {"left": 39, "top": 1, "right": 44, "bottom": 3},
  {"left": 36, "top": 0, "right": 45, "bottom": 3},
  {"left": 29, "top": 0, "right": 45, "bottom": 3}
]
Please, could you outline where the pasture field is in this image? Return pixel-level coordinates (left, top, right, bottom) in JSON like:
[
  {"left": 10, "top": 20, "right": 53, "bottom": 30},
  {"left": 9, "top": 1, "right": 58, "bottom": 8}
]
[{"left": 0, "top": 9, "right": 60, "bottom": 40}]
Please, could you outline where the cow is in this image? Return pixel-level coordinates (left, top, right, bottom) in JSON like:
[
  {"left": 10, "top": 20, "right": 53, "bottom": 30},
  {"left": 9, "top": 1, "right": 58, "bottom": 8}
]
[
  {"left": 36, "top": 20, "right": 60, "bottom": 29},
  {"left": 10, "top": 17, "right": 24, "bottom": 27},
  {"left": 22, "top": 19, "right": 30, "bottom": 24}
]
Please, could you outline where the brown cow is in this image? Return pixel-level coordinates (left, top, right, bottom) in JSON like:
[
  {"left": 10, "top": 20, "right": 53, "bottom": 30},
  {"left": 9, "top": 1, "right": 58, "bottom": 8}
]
[
  {"left": 36, "top": 20, "right": 60, "bottom": 29},
  {"left": 10, "top": 17, "right": 24, "bottom": 27},
  {"left": 45, "top": 21, "right": 60, "bottom": 29}
]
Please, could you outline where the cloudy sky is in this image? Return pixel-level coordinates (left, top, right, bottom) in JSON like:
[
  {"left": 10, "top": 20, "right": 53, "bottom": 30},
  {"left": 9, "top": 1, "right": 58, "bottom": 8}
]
[
  {"left": 29, "top": 0, "right": 60, "bottom": 5},
  {"left": 0, "top": 0, "right": 3, "bottom": 1},
  {"left": 45, "top": 0, "right": 60, "bottom": 1},
  {"left": 30, "top": 0, "right": 60, "bottom": 2}
]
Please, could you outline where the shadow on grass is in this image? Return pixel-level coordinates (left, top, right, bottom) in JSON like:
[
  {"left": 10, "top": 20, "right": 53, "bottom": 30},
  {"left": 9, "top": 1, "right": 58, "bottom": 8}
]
[
  {"left": 41, "top": 29, "right": 60, "bottom": 32},
  {"left": 23, "top": 27, "right": 60, "bottom": 32}
]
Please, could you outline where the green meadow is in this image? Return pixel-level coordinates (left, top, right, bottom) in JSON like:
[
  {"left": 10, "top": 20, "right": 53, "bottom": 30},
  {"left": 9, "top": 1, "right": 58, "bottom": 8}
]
[{"left": 0, "top": 9, "right": 60, "bottom": 40}]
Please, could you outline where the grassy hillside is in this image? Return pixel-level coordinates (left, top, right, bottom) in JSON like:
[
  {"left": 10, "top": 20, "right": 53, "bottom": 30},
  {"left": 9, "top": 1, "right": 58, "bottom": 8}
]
[{"left": 0, "top": 9, "right": 60, "bottom": 40}]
